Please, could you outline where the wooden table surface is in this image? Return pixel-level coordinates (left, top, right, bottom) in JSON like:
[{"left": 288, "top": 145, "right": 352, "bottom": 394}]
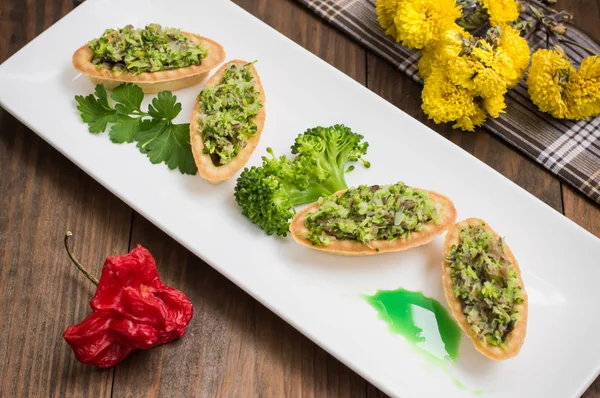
[{"left": 1, "top": 0, "right": 599, "bottom": 396}]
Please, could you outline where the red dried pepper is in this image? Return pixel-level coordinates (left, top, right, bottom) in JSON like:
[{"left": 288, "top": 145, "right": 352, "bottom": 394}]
[{"left": 62, "top": 232, "right": 193, "bottom": 368}]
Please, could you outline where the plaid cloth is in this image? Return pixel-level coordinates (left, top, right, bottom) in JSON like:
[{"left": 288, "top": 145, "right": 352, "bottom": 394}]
[{"left": 296, "top": 0, "right": 600, "bottom": 205}]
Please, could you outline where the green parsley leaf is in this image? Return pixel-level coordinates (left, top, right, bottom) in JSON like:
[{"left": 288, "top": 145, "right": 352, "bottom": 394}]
[
  {"left": 75, "top": 85, "right": 116, "bottom": 134},
  {"left": 111, "top": 83, "right": 145, "bottom": 115},
  {"left": 148, "top": 91, "right": 182, "bottom": 121},
  {"left": 109, "top": 114, "right": 139, "bottom": 143},
  {"left": 135, "top": 118, "right": 196, "bottom": 175},
  {"left": 75, "top": 83, "right": 197, "bottom": 175}
]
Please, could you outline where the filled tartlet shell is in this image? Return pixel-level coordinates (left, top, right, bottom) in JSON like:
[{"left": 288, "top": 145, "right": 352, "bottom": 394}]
[
  {"left": 290, "top": 189, "right": 457, "bottom": 256},
  {"left": 189, "top": 60, "right": 266, "bottom": 183},
  {"left": 441, "top": 218, "right": 528, "bottom": 360},
  {"left": 72, "top": 33, "right": 226, "bottom": 93}
]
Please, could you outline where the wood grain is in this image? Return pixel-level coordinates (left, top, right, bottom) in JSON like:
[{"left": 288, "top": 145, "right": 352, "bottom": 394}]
[
  {"left": 111, "top": 216, "right": 368, "bottom": 398},
  {"left": 0, "top": 1, "right": 131, "bottom": 397},
  {"left": 0, "top": 114, "right": 132, "bottom": 396},
  {"left": 0, "top": 0, "right": 598, "bottom": 397},
  {"left": 111, "top": 0, "right": 369, "bottom": 396}
]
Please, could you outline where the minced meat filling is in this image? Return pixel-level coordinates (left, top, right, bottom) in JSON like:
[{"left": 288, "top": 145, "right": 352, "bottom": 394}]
[
  {"left": 89, "top": 24, "right": 206, "bottom": 74},
  {"left": 446, "top": 224, "right": 524, "bottom": 346},
  {"left": 198, "top": 62, "right": 263, "bottom": 165},
  {"left": 305, "top": 182, "right": 440, "bottom": 246}
]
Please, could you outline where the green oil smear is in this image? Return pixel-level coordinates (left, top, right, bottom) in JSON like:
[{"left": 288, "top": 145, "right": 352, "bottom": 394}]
[
  {"left": 453, "top": 377, "right": 468, "bottom": 390},
  {"left": 363, "top": 288, "right": 461, "bottom": 361},
  {"left": 362, "top": 288, "right": 485, "bottom": 394}
]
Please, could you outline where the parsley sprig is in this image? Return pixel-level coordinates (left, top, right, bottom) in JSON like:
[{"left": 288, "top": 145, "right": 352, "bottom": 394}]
[{"left": 75, "top": 84, "right": 197, "bottom": 175}]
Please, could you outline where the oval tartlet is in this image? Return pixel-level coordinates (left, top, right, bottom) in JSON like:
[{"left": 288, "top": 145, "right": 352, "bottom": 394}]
[
  {"left": 290, "top": 188, "right": 457, "bottom": 256},
  {"left": 441, "top": 218, "right": 528, "bottom": 360},
  {"left": 72, "top": 33, "right": 226, "bottom": 93},
  {"left": 189, "top": 60, "right": 266, "bottom": 183}
]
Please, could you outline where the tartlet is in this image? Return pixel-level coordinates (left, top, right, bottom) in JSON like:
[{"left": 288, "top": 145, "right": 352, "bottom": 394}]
[
  {"left": 441, "top": 218, "right": 528, "bottom": 360},
  {"left": 72, "top": 32, "right": 225, "bottom": 93},
  {"left": 290, "top": 188, "right": 457, "bottom": 256},
  {"left": 189, "top": 60, "right": 266, "bottom": 183}
]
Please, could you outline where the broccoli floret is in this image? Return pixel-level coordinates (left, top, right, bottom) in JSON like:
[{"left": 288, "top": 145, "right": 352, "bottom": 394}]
[
  {"left": 234, "top": 125, "right": 370, "bottom": 236},
  {"left": 291, "top": 124, "right": 370, "bottom": 192}
]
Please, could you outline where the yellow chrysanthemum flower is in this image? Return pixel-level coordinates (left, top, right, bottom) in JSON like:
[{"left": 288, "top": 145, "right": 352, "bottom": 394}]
[
  {"left": 435, "top": 26, "right": 470, "bottom": 59},
  {"left": 481, "top": 0, "right": 520, "bottom": 25},
  {"left": 566, "top": 56, "right": 600, "bottom": 119},
  {"left": 417, "top": 25, "right": 465, "bottom": 80},
  {"left": 375, "top": 0, "right": 400, "bottom": 38},
  {"left": 527, "top": 49, "right": 575, "bottom": 119},
  {"left": 472, "top": 40, "right": 518, "bottom": 88},
  {"left": 483, "top": 93, "right": 507, "bottom": 118},
  {"left": 577, "top": 56, "right": 600, "bottom": 82},
  {"left": 394, "top": 0, "right": 461, "bottom": 49},
  {"left": 474, "top": 66, "right": 508, "bottom": 98},
  {"left": 418, "top": 48, "right": 438, "bottom": 80},
  {"left": 445, "top": 57, "right": 504, "bottom": 99},
  {"left": 471, "top": 42, "right": 494, "bottom": 64},
  {"left": 454, "top": 104, "right": 487, "bottom": 131},
  {"left": 441, "top": 31, "right": 511, "bottom": 99},
  {"left": 446, "top": 56, "right": 478, "bottom": 91},
  {"left": 422, "top": 67, "right": 477, "bottom": 124},
  {"left": 497, "top": 24, "right": 531, "bottom": 87}
]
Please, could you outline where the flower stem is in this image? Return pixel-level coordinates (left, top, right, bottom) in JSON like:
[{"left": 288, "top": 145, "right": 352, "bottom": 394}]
[
  {"left": 523, "top": 21, "right": 539, "bottom": 41},
  {"left": 523, "top": 0, "right": 556, "bottom": 12},
  {"left": 557, "top": 37, "right": 598, "bottom": 56},
  {"left": 64, "top": 231, "right": 98, "bottom": 285}
]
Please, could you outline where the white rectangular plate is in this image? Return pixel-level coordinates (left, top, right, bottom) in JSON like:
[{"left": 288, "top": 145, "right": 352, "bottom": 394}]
[{"left": 1, "top": 0, "right": 599, "bottom": 396}]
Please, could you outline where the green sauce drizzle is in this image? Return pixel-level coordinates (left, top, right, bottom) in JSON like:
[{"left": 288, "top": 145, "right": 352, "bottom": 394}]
[
  {"left": 364, "top": 288, "right": 461, "bottom": 361},
  {"left": 363, "top": 288, "right": 489, "bottom": 394},
  {"left": 363, "top": 288, "right": 461, "bottom": 361}
]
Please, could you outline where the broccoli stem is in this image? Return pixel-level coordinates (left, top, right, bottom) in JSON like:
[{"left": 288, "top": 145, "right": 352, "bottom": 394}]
[
  {"left": 320, "top": 166, "right": 348, "bottom": 194},
  {"left": 287, "top": 184, "right": 331, "bottom": 206}
]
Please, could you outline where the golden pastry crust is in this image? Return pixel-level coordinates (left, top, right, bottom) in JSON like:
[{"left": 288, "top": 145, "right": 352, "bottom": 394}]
[
  {"left": 72, "top": 33, "right": 226, "bottom": 93},
  {"left": 290, "top": 189, "right": 457, "bottom": 256},
  {"left": 189, "top": 60, "right": 266, "bottom": 183},
  {"left": 441, "top": 218, "right": 528, "bottom": 360}
]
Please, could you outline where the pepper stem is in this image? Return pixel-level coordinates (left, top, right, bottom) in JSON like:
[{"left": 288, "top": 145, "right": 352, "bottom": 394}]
[{"left": 64, "top": 231, "right": 98, "bottom": 285}]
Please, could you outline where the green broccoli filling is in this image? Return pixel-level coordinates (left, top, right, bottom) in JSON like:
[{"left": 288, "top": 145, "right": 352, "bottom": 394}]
[
  {"left": 446, "top": 225, "right": 524, "bottom": 346},
  {"left": 304, "top": 183, "right": 440, "bottom": 246},
  {"left": 89, "top": 24, "right": 207, "bottom": 75},
  {"left": 199, "top": 63, "right": 263, "bottom": 165}
]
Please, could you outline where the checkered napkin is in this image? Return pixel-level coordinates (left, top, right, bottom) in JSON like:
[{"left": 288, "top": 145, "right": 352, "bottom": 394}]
[{"left": 296, "top": 0, "right": 600, "bottom": 204}]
